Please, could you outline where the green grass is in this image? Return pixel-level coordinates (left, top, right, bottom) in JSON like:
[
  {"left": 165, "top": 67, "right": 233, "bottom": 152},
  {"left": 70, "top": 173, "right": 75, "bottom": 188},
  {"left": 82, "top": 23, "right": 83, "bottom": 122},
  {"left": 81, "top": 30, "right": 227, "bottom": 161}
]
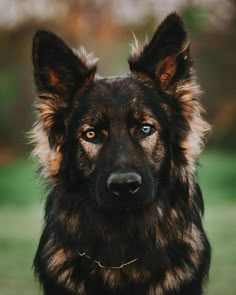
[
  {"left": 204, "top": 205, "right": 236, "bottom": 295},
  {"left": 0, "top": 158, "right": 43, "bottom": 207},
  {"left": 199, "top": 151, "right": 236, "bottom": 204},
  {"left": 0, "top": 208, "right": 42, "bottom": 295},
  {"left": 0, "top": 151, "right": 235, "bottom": 294}
]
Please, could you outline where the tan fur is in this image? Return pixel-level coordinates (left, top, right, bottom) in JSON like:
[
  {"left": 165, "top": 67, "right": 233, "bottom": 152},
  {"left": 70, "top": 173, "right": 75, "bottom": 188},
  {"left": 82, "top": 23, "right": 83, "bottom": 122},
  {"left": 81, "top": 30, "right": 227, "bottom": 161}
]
[
  {"left": 77, "top": 281, "right": 86, "bottom": 294},
  {"left": 37, "top": 94, "right": 67, "bottom": 133},
  {"left": 130, "top": 33, "right": 149, "bottom": 62},
  {"left": 42, "top": 237, "right": 56, "bottom": 257},
  {"left": 140, "top": 131, "right": 165, "bottom": 169},
  {"left": 148, "top": 285, "right": 164, "bottom": 295},
  {"left": 176, "top": 79, "right": 211, "bottom": 177},
  {"left": 160, "top": 228, "right": 203, "bottom": 291},
  {"left": 128, "top": 267, "right": 151, "bottom": 283},
  {"left": 58, "top": 211, "right": 80, "bottom": 236},
  {"left": 100, "top": 266, "right": 151, "bottom": 289},
  {"left": 42, "top": 236, "right": 84, "bottom": 293},
  {"left": 183, "top": 224, "right": 204, "bottom": 267},
  {"left": 47, "top": 248, "right": 68, "bottom": 272},
  {"left": 58, "top": 267, "right": 73, "bottom": 283},
  {"left": 78, "top": 135, "right": 102, "bottom": 175},
  {"left": 162, "top": 266, "right": 193, "bottom": 291},
  {"left": 140, "top": 131, "right": 158, "bottom": 152},
  {"left": 149, "top": 223, "right": 204, "bottom": 293},
  {"left": 73, "top": 46, "right": 98, "bottom": 70},
  {"left": 58, "top": 267, "right": 75, "bottom": 289},
  {"left": 101, "top": 269, "right": 122, "bottom": 289},
  {"left": 79, "top": 139, "right": 102, "bottom": 160},
  {"left": 58, "top": 270, "right": 86, "bottom": 294},
  {"left": 28, "top": 122, "right": 62, "bottom": 179},
  {"left": 28, "top": 93, "right": 65, "bottom": 180}
]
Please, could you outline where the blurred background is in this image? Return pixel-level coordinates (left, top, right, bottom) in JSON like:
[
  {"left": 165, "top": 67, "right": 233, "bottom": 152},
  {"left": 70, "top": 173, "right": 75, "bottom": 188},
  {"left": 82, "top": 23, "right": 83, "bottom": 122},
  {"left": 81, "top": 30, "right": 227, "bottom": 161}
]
[{"left": 0, "top": 0, "right": 235, "bottom": 294}]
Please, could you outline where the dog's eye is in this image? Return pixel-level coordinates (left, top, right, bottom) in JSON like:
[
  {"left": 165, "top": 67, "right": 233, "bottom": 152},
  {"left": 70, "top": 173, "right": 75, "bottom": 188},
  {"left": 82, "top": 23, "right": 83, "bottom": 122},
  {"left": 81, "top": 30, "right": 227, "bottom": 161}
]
[
  {"left": 140, "top": 124, "right": 154, "bottom": 137},
  {"left": 83, "top": 129, "right": 98, "bottom": 142}
]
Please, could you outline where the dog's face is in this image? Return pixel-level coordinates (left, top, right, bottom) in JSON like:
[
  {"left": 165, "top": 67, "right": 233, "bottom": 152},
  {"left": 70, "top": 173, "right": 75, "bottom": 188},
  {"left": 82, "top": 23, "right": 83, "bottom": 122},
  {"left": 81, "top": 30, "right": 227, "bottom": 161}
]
[
  {"left": 73, "top": 77, "right": 168, "bottom": 211},
  {"left": 31, "top": 13, "right": 208, "bottom": 212}
]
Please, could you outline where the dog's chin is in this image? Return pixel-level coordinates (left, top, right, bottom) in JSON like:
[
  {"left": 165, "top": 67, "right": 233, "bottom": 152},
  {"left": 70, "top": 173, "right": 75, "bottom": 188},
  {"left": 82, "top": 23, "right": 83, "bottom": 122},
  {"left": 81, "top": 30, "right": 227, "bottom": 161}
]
[{"left": 96, "top": 195, "right": 154, "bottom": 214}]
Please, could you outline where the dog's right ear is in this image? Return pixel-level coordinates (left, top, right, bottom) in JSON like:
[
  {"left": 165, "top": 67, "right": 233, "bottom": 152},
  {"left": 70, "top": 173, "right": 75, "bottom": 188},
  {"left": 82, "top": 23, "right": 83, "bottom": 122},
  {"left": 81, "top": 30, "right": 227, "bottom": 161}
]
[
  {"left": 31, "top": 31, "right": 97, "bottom": 179},
  {"left": 33, "top": 30, "right": 96, "bottom": 99},
  {"left": 32, "top": 31, "right": 97, "bottom": 147}
]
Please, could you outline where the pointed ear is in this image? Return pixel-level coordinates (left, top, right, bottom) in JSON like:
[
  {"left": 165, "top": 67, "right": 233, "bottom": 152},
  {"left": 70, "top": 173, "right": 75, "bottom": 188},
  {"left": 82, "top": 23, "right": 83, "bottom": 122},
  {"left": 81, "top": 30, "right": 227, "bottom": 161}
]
[
  {"left": 32, "top": 31, "right": 97, "bottom": 148},
  {"left": 31, "top": 31, "right": 97, "bottom": 179},
  {"left": 33, "top": 30, "right": 96, "bottom": 97},
  {"left": 129, "top": 13, "right": 190, "bottom": 92},
  {"left": 129, "top": 14, "right": 210, "bottom": 173}
]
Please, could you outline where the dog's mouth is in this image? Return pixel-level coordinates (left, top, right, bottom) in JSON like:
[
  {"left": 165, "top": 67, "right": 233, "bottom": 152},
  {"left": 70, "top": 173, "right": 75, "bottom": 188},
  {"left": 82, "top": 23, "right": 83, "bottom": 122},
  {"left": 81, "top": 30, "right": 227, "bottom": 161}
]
[{"left": 96, "top": 194, "right": 154, "bottom": 214}]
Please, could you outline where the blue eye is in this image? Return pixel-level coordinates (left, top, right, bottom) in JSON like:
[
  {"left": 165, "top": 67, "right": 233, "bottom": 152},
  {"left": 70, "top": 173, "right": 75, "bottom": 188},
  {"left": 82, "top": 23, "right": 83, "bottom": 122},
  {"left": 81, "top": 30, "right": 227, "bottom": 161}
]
[{"left": 140, "top": 124, "right": 154, "bottom": 136}]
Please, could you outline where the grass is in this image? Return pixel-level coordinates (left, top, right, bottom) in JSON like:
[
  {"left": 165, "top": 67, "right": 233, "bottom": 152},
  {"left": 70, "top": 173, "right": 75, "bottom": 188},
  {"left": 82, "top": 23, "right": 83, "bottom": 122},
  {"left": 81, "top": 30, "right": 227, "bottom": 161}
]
[
  {"left": 199, "top": 151, "right": 236, "bottom": 204},
  {"left": 205, "top": 206, "right": 236, "bottom": 295},
  {"left": 0, "top": 151, "right": 235, "bottom": 294},
  {"left": 0, "top": 158, "right": 43, "bottom": 207},
  {"left": 0, "top": 208, "right": 42, "bottom": 295}
]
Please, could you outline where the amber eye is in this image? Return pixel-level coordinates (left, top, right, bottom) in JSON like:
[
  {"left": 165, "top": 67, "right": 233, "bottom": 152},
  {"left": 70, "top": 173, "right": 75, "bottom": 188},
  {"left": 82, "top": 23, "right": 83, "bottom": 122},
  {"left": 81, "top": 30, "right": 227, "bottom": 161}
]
[
  {"left": 84, "top": 129, "right": 96, "bottom": 139},
  {"left": 86, "top": 130, "right": 96, "bottom": 139},
  {"left": 82, "top": 128, "right": 100, "bottom": 143}
]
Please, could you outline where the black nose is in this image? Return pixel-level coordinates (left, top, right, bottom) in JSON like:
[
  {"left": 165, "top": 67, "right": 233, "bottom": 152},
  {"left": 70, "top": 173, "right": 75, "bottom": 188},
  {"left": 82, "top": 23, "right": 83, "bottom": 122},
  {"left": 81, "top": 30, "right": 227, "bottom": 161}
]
[{"left": 107, "top": 172, "right": 142, "bottom": 197}]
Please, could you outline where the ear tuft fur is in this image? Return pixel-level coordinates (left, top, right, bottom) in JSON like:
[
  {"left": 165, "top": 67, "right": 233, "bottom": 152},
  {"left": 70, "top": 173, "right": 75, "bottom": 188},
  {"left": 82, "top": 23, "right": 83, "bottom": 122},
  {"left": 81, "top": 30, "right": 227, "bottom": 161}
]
[{"left": 73, "top": 46, "right": 99, "bottom": 71}]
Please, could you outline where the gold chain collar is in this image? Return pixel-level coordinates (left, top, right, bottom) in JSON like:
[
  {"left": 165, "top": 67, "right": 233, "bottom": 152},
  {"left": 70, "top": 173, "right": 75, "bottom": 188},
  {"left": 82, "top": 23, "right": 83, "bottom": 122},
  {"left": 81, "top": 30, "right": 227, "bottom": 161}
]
[{"left": 77, "top": 249, "right": 139, "bottom": 269}]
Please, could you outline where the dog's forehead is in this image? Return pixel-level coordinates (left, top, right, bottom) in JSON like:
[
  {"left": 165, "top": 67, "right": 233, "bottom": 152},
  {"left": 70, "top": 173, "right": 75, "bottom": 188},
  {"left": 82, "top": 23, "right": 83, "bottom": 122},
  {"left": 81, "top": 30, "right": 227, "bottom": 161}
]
[
  {"left": 94, "top": 75, "right": 143, "bottom": 101},
  {"left": 82, "top": 75, "right": 150, "bottom": 111},
  {"left": 76, "top": 75, "right": 163, "bottom": 123}
]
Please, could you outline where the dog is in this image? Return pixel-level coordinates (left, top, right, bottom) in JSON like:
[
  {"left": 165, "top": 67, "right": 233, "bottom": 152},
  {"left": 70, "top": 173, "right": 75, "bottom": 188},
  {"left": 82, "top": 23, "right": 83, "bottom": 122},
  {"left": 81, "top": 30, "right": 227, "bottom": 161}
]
[{"left": 31, "top": 13, "right": 211, "bottom": 295}]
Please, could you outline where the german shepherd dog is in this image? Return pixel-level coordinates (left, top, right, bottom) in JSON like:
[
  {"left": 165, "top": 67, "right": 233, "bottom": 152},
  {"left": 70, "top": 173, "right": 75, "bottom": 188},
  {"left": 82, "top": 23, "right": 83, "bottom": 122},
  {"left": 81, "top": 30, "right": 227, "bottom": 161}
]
[{"left": 31, "top": 13, "right": 211, "bottom": 295}]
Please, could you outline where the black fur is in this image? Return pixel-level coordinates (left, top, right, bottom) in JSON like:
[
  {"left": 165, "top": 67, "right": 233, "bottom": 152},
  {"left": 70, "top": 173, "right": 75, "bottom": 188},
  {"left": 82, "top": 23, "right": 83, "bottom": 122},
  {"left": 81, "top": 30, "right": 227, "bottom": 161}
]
[{"left": 31, "top": 13, "right": 210, "bottom": 295}]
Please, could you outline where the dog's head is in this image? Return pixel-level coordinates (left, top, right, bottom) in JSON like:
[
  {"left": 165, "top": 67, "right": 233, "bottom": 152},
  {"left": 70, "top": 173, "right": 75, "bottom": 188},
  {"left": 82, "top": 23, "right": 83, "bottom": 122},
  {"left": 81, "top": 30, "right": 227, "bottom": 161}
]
[{"left": 31, "top": 13, "right": 209, "bottom": 212}]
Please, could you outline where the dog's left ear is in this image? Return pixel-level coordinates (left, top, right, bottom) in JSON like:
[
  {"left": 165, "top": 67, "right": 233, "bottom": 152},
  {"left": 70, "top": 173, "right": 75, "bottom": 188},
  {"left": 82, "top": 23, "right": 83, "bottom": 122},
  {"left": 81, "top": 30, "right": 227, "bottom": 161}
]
[
  {"left": 129, "top": 14, "right": 210, "bottom": 172},
  {"left": 129, "top": 13, "right": 190, "bottom": 92}
]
